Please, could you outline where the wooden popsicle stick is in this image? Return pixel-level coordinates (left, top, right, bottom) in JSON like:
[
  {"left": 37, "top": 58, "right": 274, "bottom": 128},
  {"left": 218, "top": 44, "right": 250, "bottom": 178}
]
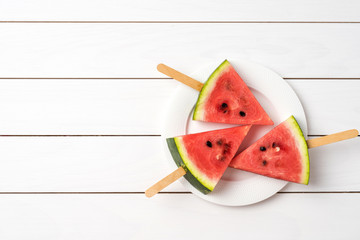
[
  {"left": 145, "top": 166, "right": 186, "bottom": 198},
  {"left": 307, "top": 129, "right": 358, "bottom": 149},
  {"left": 157, "top": 64, "right": 203, "bottom": 91}
]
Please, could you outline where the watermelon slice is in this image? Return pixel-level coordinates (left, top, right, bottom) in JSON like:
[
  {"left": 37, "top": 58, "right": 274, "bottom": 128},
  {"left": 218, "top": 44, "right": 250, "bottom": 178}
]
[
  {"left": 167, "top": 125, "right": 251, "bottom": 194},
  {"left": 229, "top": 116, "right": 309, "bottom": 184},
  {"left": 193, "top": 60, "right": 273, "bottom": 125}
]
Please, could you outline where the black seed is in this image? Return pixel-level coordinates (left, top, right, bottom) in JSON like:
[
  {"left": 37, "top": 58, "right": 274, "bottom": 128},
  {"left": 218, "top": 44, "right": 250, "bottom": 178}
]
[
  {"left": 223, "top": 149, "right": 228, "bottom": 154},
  {"left": 239, "top": 111, "right": 246, "bottom": 117},
  {"left": 219, "top": 103, "right": 229, "bottom": 113},
  {"left": 206, "top": 141, "right": 212, "bottom": 148},
  {"left": 260, "top": 146, "right": 266, "bottom": 151},
  {"left": 262, "top": 160, "right": 267, "bottom": 166},
  {"left": 217, "top": 140, "right": 223, "bottom": 146},
  {"left": 224, "top": 143, "right": 231, "bottom": 150},
  {"left": 272, "top": 142, "right": 277, "bottom": 148}
]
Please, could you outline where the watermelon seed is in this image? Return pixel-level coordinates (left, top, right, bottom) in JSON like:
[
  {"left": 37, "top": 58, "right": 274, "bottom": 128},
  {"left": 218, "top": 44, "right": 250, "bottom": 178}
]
[
  {"left": 206, "top": 141, "right": 212, "bottom": 148},
  {"left": 262, "top": 160, "right": 267, "bottom": 166},
  {"left": 275, "top": 147, "right": 281, "bottom": 152},
  {"left": 239, "top": 111, "right": 246, "bottom": 117},
  {"left": 220, "top": 103, "right": 229, "bottom": 114},
  {"left": 225, "top": 81, "right": 232, "bottom": 90},
  {"left": 221, "top": 103, "right": 228, "bottom": 109},
  {"left": 223, "top": 143, "right": 231, "bottom": 154},
  {"left": 260, "top": 146, "right": 266, "bottom": 151},
  {"left": 217, "top": 140, "right": 223, "bottom": 145},
  {"left": 220, "top": 156, "right": 226, "bottom": 161},
  {"left": 272, "top": 142, "right": 278, "bottom": 148}
]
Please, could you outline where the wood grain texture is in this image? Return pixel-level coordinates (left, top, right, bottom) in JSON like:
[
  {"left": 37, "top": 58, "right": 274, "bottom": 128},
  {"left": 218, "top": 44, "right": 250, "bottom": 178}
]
[
  {"left": 0, "top": 24, "right": 360, "bottom": 78},
  {"left": 0, "top": 194, "right": 359, "bottom": 239},
  {"left": 0, "top": 0, "right": 359, "bottom": 22},
  {"left": 0, "top": 136, "right": 358, "bottom": 192},
  {"left": 0, "top": 79, "right": 358, "bottom": 135}
]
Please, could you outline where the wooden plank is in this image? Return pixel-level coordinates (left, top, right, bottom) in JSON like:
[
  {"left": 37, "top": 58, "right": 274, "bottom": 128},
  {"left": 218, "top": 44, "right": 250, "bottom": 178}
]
[
  {"left": 0, "top": 79, "right": 358, "bottom": 135},
  {"left": 0, "top": 136, "right": 185, "bottom": 192},
  {"left": 0, "top": 24, "right": 360, "bottom": 78},
  {"left": 0, "top": 0, "right": 359, "bottom": 22},
  {"left": 0, "top": 136, "right": 358, "bottom": 192},
  {"left": 0, "top": 194, "right": 358, "bottom": 239},
  {"left": 0, "top": 80, "right": 173, "bottom": 135}
]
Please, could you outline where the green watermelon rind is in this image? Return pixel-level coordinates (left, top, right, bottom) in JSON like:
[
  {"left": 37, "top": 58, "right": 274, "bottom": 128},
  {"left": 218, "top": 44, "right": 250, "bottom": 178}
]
[
  {"left": 166, "top": 138, "right": 212, "bottom": 194},
  {"left": 286, "top": 116, "right": 310, "bottom": 185},
  {"left": 193, "top": 59, "right": 231, "bottom": 120}
]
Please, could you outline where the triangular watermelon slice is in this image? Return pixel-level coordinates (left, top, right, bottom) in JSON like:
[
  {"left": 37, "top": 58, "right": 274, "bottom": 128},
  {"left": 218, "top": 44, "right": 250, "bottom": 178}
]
[
  {"left": 193, "top": 60, "right": 273, "bottom": 125},
  {"left": 167, "top": 125, "right": 251, "bottom": 194},
  {"left": 229, "top": 116, "right": 310, "bottom": 184}
]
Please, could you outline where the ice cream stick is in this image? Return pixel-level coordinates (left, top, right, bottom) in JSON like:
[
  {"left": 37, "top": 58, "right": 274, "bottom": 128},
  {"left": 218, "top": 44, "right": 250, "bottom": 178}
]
[
  {"left": 307, "top": 129, "right": 358, "bottom": 149},
  {"left": 145, "top": 166, "right": 186, "bottom": 198},
  {"left": 157, "top": 64, "right": 203, "bottom": 91}
]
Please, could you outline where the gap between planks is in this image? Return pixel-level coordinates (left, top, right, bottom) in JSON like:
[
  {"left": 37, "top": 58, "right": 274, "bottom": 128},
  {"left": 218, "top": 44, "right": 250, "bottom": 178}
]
[{"left": 0, "top": 21, "right": 360, "bottom": 24}]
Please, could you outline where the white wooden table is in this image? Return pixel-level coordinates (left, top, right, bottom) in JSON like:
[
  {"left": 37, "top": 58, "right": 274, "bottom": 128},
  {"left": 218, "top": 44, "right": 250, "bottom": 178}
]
[{"left": 0, "top": 1, "right": 360, "bottom": 239}]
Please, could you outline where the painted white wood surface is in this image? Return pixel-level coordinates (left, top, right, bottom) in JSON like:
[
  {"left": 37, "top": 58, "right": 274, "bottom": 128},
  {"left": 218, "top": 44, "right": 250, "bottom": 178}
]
[
  {"left": 0, "top": 194, "right": 359, "bottom": 240},
  {"left": 0, "top": 79, "right": 358, "bottom": 135},
  {"left": 0, "top": 136, "right": 358, "bottom": 192},
  {"left": 0, "top": 0, "right": 359, "bottom": 22},
  {"left": 1, "top": 1, "right": 360, "bottom": 238},
  {"left": 0, "top": 24, "right": 360, "bottom": 78}
]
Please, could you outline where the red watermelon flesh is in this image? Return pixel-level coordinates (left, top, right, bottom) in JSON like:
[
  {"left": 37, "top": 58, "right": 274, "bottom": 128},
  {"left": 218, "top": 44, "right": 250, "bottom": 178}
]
[
  {"left": 229, "top": 116, "right": 309, "bottom": 184},
  {"left": 193, "top": 60, "right": 273, "bottom": 125},
  {"left": 167, "top": 125, "right": 251, "bottom": 194}
]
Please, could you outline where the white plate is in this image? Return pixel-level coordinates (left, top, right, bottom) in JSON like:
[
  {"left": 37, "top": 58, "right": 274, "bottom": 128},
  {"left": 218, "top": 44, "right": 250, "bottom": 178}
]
[{"left": 161, "top": 59, "right": 307, "bottom": 206}]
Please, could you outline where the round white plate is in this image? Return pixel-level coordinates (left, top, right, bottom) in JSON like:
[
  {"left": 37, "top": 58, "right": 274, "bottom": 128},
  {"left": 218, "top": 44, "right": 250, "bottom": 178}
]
[{"left": 161, "top": 59, "right": 307, "bottom": 206}]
